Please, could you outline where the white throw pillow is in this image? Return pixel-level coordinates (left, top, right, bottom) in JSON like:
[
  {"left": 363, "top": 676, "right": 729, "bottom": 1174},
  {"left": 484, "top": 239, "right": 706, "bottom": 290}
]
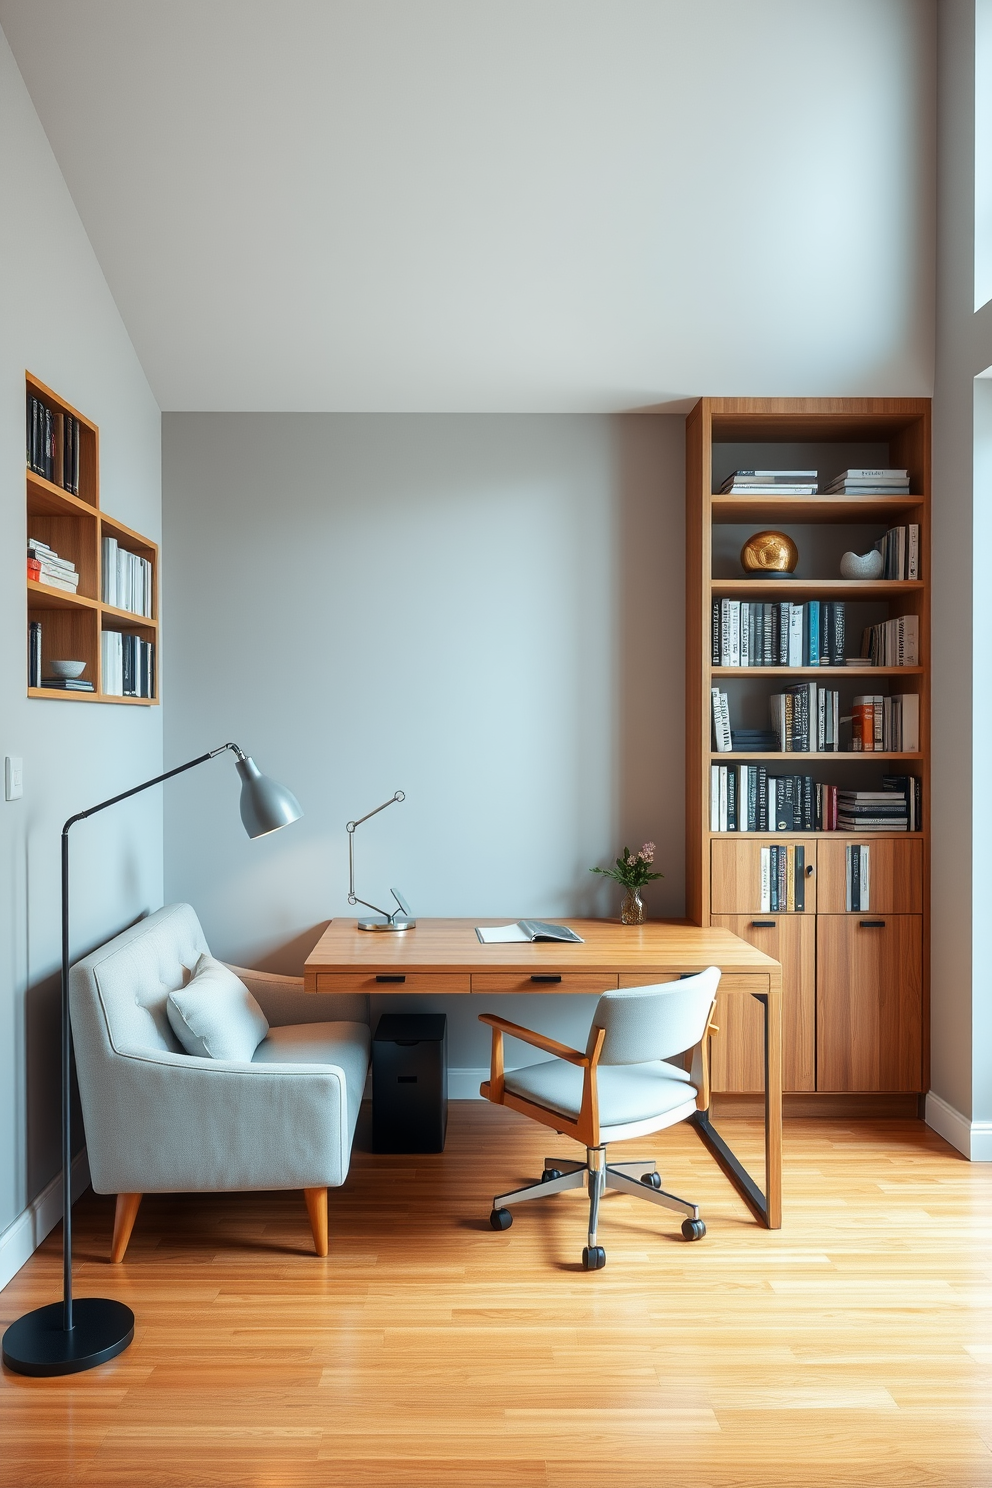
[{"left": 166, "top": 953, "right": 269, "bottom": 1061}]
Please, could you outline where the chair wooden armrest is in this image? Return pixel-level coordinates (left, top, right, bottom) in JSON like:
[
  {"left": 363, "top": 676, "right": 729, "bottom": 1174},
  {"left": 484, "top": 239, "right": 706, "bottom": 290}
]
[
  {"left": 478, "top": 1013, "right": 589, "bottom": 1067},
  {"left": 479, "top": 1014, "right": 606, "bottom": 1146}
]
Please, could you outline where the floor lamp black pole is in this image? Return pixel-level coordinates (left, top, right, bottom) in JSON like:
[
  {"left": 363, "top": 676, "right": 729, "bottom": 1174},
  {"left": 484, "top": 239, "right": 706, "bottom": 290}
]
[{"left": 2, "top": 744, "right": 302, "bottom": 1377}]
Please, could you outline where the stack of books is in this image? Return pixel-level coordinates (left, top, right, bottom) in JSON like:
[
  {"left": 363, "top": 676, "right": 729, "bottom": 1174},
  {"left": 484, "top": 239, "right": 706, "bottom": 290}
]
[
  {"left": 27, "top": 538, "right": 79, "bottom": 592},
  {"left": 719, "top": 469, "right": 818, "bottom": 494},
  {"left": 882, "top": 774, "right": 923, "bottom": 831},
  {"left": 102, "top": 536, "right": 153, "bottom": 617},
  {"left": 42, "top": 677, "right": 94, "bottom": 693},
  {"left": 731, "top": 729, "right": 779, "bottom": 752},
  {"left": 838, "top": 792, "right": 909, "bottom": 832},
  {"left": 759, "top": 845, "right": 807, "bottom": 912},
  {"left": 860, "top": 614, "right": 919, "bottom": 666},
  {"left": 769, "top": 684, "right": 841, "bottom": 752},
  {"left": 825, "top": 468, "right": 910, "bottom": 494},
  {"left": 713, "top": 599, "right": 846, "bottom": 667},
  {"left": 874, "top": 525, "right": 920, "bottom": 579}
]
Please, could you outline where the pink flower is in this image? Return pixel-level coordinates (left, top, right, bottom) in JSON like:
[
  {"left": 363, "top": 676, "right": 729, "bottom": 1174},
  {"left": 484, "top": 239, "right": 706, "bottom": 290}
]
[{"left": 638, "top": 842, "right": 655, "bottom": 862}]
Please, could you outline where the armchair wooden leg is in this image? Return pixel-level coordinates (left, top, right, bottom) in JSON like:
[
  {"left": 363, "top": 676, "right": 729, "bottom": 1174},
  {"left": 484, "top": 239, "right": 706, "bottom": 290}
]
[
  {"left": 111, "top": 1193, "right": 143, "bottom": 1263},
  {"left": 304, "top": 1187, "right": 328, "bottom": 1256}
]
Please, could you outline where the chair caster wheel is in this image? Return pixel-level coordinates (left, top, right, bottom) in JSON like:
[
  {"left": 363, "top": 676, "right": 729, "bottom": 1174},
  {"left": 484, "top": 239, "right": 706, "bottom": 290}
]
[
  {"left": 582, "top": 1245, "right": 606, "bottom": 1270},
  {"left": 541, "top": 1168, "right": 562, "bottom": 1183},
  {"left": 681, "top": 1218, "right": 706, "bottom": 1241},
  {"left": 641, "top": 1171, "right": 662, "bottom": 1190},
  {"left": 490, "top": 1208, "right": 512, "bottom": 1230}
]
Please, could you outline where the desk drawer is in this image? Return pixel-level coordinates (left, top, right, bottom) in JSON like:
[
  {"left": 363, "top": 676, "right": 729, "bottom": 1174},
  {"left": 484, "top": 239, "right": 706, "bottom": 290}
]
[
  {"left": 471, "top": 973, "right": 619, "bottom": 995},
  {"left": 315, "top": 973, "right": 471, "bottom": 995}
]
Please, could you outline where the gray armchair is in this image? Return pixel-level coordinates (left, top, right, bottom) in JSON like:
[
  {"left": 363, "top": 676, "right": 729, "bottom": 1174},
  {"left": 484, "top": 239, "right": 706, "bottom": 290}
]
[{"left": 68, "top": 903, "right": 370, "bottom": 1261}]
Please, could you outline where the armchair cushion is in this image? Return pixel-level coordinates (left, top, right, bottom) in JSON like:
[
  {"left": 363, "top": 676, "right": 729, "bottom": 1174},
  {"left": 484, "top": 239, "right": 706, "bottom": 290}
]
[
  {"left": 166, "top": 953, "right": 269, "bottom": 1061},
  {"left": 504, "top": 1057, "right": 695, "bottom": 1129}
]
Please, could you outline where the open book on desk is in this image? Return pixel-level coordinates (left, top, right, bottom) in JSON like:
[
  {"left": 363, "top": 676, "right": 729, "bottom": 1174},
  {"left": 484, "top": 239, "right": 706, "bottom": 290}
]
[{"left": 475, "top": 920, "right": 584, "bottom": 945}]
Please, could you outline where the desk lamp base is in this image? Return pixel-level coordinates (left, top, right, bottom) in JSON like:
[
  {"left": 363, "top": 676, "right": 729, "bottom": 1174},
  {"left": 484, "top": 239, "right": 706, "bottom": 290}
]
[{"left": 358, "top": 916, "right": 417, "bottom": 932}]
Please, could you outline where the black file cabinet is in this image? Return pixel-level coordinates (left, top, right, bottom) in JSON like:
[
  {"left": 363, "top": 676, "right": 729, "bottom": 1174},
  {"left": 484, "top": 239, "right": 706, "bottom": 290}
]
[{"left": 372, "top": 1013, "right": 448, "bottom": 1153}]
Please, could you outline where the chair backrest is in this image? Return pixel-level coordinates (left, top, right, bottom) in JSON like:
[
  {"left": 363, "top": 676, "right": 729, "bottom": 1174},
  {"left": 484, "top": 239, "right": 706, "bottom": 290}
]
[
  {"left": 586, "top": 966, "right": 721, "bottom": 1065},
  {"left": 69, "top": 902, "right": 210, "bottom": 1059}
]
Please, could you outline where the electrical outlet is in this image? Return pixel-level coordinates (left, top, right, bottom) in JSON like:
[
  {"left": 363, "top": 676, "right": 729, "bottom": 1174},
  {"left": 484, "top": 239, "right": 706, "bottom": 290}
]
[{"left": 5, "top": 756, "right": 23, "bottom": 801}]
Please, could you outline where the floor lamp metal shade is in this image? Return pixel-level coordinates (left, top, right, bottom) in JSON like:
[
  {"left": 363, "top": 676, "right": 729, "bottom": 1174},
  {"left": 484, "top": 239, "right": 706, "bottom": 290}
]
[
  {"left": 1, "top": 742, "right": 301, "bottom": 1378},
  {"left": 236, "top": 755, "right": 303, "bottom": 838}
]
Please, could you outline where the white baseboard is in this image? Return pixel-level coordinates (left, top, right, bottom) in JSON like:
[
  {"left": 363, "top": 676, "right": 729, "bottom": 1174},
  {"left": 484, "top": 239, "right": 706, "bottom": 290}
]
[
  {"left": 449, "top": 1068, "right": 488, "bottom": 1100},
  {"left": 0, "top": 1151, "right": 91, "bottom": 1293},
  {"left": 925, "top": 1092, "right": 992, "bottom": 1161}
]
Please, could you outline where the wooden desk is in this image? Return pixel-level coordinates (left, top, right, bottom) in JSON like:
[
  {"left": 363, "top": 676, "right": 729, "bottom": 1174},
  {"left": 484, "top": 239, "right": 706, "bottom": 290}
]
[{"left": 305, "top": 918, "right": 783, "bottom": 1228}]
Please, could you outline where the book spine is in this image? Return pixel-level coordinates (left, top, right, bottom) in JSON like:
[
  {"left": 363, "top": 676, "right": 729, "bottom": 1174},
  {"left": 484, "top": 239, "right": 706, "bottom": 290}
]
[
  {"left": 795, "top": 845, "right": 805, "bottom": 911},
  {"left": 786, "top": 844, "right": 795, "bottom": 913},
  {"left": 757, "top": 767, "right": 768, "bottom": 831},
  {"left": 711, "top": 766, "right": 720, "bottom": 831},
  {"left": 719, "top": 766, "right": 728, "bottom": 832},
  {"left": 712, "top": 601, "right": 720, "bottom": 665},
  {"left": 788, "top": 603, "right": 803, "bottom": 667},
  {"left": 861, "top": 845, "right": 870, "bottom": 911},
  {"left": 727, "top": 765, "right": 737, "bottom": 831},
  {"left": 760, "top": 848, "right": 771, "bottom": 914}
]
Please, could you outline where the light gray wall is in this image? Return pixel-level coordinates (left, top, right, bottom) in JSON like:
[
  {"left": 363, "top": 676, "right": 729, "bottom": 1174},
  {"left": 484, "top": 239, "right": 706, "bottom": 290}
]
[
  {"left": 931, "top": 0, "right": 992, "bottom": 1134},
  {"left": 162, "top": 413, "right": 683, "bottom": 1072},
  {"left": 0, "top": 27, "right": 163, "bottom": 1243}
]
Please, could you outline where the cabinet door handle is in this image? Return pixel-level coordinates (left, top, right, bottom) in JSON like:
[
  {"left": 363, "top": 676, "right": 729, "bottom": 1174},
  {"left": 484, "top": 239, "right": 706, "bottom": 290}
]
[
  {"left": 859, "top": 920, "right": 885, "bottom": 928},
  {"left": 530, "top": 974, "right": 562, "bottom": 983},
  {"left": 805, "top": 865, "right": 814, "bottom": 876},
  {"left": 751, "top": 920, "right": 776, "bottom": 929},
  {"left": 375, "top": 974, "right": 406, "bottom": 983}
]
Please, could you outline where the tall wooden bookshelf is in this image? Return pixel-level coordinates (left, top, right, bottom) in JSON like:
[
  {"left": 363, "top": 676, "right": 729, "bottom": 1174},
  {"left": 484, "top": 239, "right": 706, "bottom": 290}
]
[
  {"left": 26, "top": 372, "right": 159, "bottom": 704},
  {"left": 686, "top": 398, "right": 929, "bottom": 1107}
]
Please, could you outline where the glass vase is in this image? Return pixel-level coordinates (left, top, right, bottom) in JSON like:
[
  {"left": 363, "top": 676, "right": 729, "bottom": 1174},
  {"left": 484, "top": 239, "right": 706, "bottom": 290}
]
[{"left": 620, "top": 887, "right": 645, "bottom": 925}]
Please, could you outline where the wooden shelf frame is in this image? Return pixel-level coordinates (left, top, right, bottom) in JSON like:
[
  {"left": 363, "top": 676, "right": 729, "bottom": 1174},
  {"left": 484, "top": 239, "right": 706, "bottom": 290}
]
[
  {"left": 686, "top": 396, "right": 931, "bottom": 1098},
  {"left": 26, "top": 372, "right": 160, "bottom": 705}
]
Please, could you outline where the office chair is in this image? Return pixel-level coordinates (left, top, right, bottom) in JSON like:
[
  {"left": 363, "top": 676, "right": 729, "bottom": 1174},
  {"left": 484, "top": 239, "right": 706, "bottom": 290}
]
[{"left": 479, "top": 967, "right": 721, "bottom": 1269}]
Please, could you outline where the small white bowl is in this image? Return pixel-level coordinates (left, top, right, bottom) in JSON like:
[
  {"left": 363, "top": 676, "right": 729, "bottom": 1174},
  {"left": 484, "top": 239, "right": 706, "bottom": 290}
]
[
  {"left": 839, "top": 550, "right": 884, "bottom": 579},
  {"left": 47, "top": 659, "right": 87, "bottom": 679}
]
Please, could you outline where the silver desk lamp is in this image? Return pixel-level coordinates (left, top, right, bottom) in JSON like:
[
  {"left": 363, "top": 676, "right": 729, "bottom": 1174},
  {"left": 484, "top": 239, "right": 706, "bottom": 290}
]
[{"left": 347, "top": 790, "right": 416, "bottom": 931}]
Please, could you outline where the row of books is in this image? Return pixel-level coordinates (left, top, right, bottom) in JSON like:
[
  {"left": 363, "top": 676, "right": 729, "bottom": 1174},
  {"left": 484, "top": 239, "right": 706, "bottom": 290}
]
[
  {"left": 859, "top": 614, "right": 920, "bottom": 666},
  {"left": 102, "top": 537, "right": 153, "bottom": 617},
  {"left": 27, "top": 396, "right": 81, "bottom": 494},
  {"left": 851, "top": 694, "right": 920, "bottom": 752},
  {"left": 27, "top": 622, "right": 94, "bottom": 691},
  {"left": 769, "top": 684, "right": 841, "bottom": 752},
  {"left": 101, "top": 631, "right": 155, "bottom": 698},
  {"left": 27, "top": 537, "right": 79, "bottom": 592},
  {"left": 709, "top": 766, "right": 921, "bottom": 832},
  {"left": 713, "top": 599, "right": 846, "bottom": 667},
  {"left": 759, "top": 845, "right": 807, "bottom": 912},
  {"left": 874, "top": 525, "right": 920, "bottom": 579},
  {"left": 825, "top": 468, "right": 910, "bottom": 495},
  {"left": 717, "top": 468, "right": 914, "bottom": 496}
]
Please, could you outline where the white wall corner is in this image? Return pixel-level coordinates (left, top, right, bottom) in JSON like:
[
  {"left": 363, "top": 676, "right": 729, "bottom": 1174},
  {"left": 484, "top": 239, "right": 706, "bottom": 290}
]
[
  {"left": 925, "top": 1091, "right": 992, "bottom": 1160},
  {"left": 0, "top": 1151, "right": 90, "bottom": 1294}
]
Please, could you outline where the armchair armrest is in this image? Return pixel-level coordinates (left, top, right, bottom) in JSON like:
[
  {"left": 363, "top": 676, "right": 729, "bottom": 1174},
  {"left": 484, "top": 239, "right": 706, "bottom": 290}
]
[{"left": 224, "top": 962, "right": 367, "bottom": 1028}]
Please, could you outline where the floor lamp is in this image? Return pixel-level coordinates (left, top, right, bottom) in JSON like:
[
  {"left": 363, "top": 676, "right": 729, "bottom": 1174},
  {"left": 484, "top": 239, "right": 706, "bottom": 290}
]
[{"left": 1, "top": 742, "right": 302, "bottom": 1377}]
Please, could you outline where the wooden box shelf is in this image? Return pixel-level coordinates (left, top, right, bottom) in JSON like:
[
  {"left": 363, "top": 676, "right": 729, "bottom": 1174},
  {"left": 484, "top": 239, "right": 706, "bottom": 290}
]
[
  {"left": 686, "top": 397, "right": 930, "bottom": 1100},
  {"left": 25, "top": 373, "right": 159, "bottom": 705}
]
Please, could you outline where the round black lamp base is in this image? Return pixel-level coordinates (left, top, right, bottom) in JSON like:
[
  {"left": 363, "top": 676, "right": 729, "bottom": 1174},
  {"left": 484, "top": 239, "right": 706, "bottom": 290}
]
[{"left": 2, "top": 1298, "right": 134, "bottom": 1376}]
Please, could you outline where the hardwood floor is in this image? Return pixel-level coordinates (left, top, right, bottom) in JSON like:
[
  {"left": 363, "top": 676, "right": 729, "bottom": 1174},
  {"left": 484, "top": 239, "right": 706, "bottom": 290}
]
[{"left": 2, "top": 1103, "right": 991, "bottom": 1487}]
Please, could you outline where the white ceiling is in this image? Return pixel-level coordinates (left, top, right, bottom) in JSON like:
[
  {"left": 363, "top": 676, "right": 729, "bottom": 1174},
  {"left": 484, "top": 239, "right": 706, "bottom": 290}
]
[{"left": 0, "top": 1, "right": 933, "bottom": 412}]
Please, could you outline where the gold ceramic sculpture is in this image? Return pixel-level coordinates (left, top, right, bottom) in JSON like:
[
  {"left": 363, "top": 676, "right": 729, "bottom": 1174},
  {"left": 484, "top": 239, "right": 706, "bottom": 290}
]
[{"left": 740, "top": 530, "right": 799, "bottom": 576}]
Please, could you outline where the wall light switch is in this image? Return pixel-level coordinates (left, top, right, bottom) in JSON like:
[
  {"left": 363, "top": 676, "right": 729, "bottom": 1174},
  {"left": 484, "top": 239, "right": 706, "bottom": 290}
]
[{"left": 5, "top": 756, "right": 23, "bottom": 801}]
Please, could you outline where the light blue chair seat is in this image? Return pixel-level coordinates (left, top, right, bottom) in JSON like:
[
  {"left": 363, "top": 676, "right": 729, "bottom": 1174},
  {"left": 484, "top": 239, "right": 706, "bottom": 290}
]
[{"left": 504, "top": 1058, "right": 695, "bottom": 1136}]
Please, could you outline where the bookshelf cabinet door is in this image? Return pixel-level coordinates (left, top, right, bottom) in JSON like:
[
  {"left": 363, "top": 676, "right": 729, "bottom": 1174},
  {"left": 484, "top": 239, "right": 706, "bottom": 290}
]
[
  {"left": 816, "top": 915, "right": 923, "bottom": 1091},
  {"left": 816, "top": 839, "right": 923, "bottom": 914},
  {"left": 711, "top": 839, "right": 817, "bottom": 914},
  {"left": 710, "top": 914, "right": 815, "bottom": 1092}
]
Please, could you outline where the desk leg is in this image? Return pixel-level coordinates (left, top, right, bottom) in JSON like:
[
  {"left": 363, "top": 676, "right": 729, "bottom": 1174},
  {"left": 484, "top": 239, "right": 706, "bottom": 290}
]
[{"left": 690, "top": 988, "right": 783, "bottom": 1230}]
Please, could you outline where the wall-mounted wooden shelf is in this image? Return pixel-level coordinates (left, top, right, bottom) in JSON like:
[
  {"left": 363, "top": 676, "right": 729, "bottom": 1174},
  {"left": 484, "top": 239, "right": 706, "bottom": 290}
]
[{"left": 26, "top": 372, "right": 159, "bottom": 705}]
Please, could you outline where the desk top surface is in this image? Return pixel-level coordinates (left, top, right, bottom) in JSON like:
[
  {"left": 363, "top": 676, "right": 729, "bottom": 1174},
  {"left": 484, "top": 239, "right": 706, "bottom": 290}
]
[{"left": 305, "top": 918, "right": 779, "bottom": 977}]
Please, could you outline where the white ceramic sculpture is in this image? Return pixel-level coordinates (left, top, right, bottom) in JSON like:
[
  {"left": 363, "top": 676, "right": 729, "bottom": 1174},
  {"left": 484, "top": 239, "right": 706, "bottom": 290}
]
[{"left": 839, "top": 550, "right": 884, "bottom": 580}]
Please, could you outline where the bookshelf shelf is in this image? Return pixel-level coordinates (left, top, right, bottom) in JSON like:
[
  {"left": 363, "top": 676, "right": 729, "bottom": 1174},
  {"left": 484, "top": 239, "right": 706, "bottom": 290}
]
[
  {"left": 687, "top": 396, "right": 930, "bottom": 1102},
  {"left": 26, "top": 373, "right": 159, "bottom": 704},
  {"left": 712, "top": 579, "right": 924, "bottom": 600},
  {"left": 711, "top": 494, "right": 924, "bottom": 524}
]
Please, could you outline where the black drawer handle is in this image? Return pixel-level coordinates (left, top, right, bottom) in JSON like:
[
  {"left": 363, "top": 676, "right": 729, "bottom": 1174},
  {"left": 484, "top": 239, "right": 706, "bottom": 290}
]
[
  {"left": 530, "top": 974, "right": 563, "bottom": 983},
  {"left": 397, "top": 1075, "right": 418, "bottom": 1083},
  {"left": 806, "top": 865, "right": 814, "bottom": 876},
  {"left": 751, "top": 920, "right": 776, "bottom": 929},
  {"left": 376, "top": 974, "right": 406, "bottom": 983},
  {"left": 859, "top": 920, "right": 885, "bottom": 928}
]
